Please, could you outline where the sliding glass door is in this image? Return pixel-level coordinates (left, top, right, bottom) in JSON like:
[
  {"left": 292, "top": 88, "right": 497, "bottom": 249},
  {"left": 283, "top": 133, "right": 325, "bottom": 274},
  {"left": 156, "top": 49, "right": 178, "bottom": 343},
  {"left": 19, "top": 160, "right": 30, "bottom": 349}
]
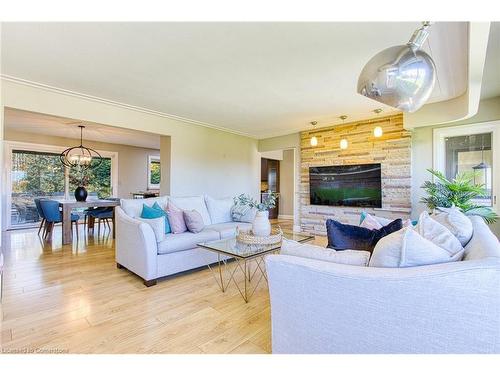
[
  {"left": 11, "top": 150, "right": 66, "bottom": 226},
  {"left": 5, "top": 142, "right": 117, "bottom": 229}
]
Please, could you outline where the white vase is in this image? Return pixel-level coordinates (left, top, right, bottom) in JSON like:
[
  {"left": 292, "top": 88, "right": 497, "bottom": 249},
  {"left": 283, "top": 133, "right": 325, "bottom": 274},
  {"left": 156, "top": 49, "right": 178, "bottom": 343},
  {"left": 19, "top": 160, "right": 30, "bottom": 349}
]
[{"left": 252, "top": 210, "right": 271, "bottom": 237}]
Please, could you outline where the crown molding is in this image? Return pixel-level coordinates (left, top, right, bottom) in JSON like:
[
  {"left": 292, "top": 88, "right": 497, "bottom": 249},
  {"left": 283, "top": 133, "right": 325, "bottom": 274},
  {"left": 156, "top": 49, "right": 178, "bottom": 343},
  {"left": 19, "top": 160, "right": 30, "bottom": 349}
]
[{"left": 1, "top": 75, "right": 256, "bottom": 139}]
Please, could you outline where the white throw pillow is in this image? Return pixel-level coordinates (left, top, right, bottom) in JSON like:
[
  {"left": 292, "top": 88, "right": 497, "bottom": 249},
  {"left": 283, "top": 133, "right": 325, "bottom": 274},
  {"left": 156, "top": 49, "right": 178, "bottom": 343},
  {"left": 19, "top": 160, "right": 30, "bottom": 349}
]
[
  {"left": 361, "top": 213, "right": 413, "bottom": 230},
  {"left": 169, "top": 196, "right": 212, "bottom": 225},
  {"left": 136, "top": 217, "right": 165, "bottom": 242},
  {"left": 120, "top": 196, "right": 169, "bottom": 218},
  {"left": 281, "top": 238, "right": 370, "bottom": 267},
  {"left": 432, "top": 206, "right": 473, "bottom": 247},
  {"left": 360, "top": 213, "right": 383, "bottom": 230},
  {"left": 369, "top": 227, "right": 464, "bottom": 268},
  {"left": 205, "top": 196, "right": 233, "bottom": 224},
  {"left": 415, "top": 211, "right": 464, "bottom": 258}
]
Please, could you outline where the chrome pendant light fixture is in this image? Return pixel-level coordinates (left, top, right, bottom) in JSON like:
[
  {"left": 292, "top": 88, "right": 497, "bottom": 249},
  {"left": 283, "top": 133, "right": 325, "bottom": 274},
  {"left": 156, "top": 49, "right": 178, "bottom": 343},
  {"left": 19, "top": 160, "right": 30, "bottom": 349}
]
[
  {"left": 357, "top": 22, "right": 436, "bottom": 113},
  {"left": 60, "top": 125, "right": 103, "bottom": 170},
  {"left": 310, "top": 121, "right": 318, "bottom": 146}
]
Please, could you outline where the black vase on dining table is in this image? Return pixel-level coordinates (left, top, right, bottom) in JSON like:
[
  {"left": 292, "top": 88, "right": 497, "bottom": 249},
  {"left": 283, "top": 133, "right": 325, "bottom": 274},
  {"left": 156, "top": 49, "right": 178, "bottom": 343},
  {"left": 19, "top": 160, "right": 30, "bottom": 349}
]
[{"left": 74, "top": 186, "right": 88, "bottom": 202}]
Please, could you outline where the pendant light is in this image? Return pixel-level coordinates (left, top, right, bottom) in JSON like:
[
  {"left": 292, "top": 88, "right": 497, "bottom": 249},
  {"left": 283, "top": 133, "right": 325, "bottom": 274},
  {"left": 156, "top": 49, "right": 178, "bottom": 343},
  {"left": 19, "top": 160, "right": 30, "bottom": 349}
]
[
  {"left": 60, "top": 125, "right": 103, "bottom": 170},
  {"left": 339, "top": 115, "right": 348, "bottom": 150},
  {"left": 357, "top": 22, "right": 436, "bottom": 113},
  {"left": 373, "top": 108, "right": 383, "bottom": 137},
  {"left": 310, "top": 121, "right": 318, "bottom": 147}
]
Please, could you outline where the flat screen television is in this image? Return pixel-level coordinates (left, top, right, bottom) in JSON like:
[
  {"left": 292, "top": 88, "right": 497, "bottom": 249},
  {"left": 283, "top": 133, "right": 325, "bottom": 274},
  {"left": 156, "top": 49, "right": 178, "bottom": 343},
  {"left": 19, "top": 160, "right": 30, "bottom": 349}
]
[{"left": 309, "top": 163, "right": 382, "bottom": 208}]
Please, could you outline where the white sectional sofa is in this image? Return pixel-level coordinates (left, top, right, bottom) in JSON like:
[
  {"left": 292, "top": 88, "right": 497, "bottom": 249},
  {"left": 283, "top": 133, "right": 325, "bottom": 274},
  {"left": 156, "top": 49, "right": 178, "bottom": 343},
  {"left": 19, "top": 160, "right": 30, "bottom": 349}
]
[
  {"left": 266, "top": 216, "right": 500, "bottom": 353},
  {"left": 115, "top": 195, "right": 252, "bottom": 286}
]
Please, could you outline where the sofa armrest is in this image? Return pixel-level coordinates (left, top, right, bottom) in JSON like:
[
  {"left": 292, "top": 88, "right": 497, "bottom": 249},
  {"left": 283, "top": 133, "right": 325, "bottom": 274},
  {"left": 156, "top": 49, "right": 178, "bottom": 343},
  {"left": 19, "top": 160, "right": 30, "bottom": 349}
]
[
  {"left": 265, "top": 254, "right": 500, "bottom": 354},
  {"left": 115, "top": 206, "right": 158, "bottom": 282}
]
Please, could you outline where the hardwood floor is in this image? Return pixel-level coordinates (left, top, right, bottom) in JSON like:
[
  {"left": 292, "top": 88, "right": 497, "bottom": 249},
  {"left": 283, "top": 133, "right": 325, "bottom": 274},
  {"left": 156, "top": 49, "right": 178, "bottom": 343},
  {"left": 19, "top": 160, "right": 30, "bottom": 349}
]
[{"left": 0, "top": 220, "right": 322, "bottom": 354}]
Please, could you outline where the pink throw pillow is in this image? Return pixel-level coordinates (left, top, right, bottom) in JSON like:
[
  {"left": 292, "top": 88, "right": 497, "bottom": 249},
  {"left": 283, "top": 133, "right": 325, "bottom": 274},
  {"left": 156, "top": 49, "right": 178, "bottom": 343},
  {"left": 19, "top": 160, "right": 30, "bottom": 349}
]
[{"left": 166, "top": 202, "right": 187, "bottom": 234}]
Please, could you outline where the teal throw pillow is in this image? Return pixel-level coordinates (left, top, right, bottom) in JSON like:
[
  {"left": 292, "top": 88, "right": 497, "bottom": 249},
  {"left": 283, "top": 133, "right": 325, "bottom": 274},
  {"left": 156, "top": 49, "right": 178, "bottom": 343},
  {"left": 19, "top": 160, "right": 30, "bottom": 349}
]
[{"left": 141, "top": 203, "right": 171, "bottom": 234}]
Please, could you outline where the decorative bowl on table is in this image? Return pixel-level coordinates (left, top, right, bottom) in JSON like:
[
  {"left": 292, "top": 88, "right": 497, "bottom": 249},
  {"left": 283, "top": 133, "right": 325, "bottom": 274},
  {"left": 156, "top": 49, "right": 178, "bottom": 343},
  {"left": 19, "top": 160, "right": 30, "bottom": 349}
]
[{"left": 236, "top": 226, "right": 283, "bottom": 246}]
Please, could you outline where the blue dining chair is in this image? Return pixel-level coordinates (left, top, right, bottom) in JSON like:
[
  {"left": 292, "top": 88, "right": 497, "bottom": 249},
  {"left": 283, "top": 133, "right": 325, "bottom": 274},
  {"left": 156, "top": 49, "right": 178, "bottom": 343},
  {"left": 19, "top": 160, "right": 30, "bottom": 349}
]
[
  {"left": 88, "top": 198, "right": 120, "bottom": 235},
  {"left": 34, "top": 198, "right": 47, "bottom": 236},
  {"left": 40, "top": 200, "right": 80, "bottom": 241}
]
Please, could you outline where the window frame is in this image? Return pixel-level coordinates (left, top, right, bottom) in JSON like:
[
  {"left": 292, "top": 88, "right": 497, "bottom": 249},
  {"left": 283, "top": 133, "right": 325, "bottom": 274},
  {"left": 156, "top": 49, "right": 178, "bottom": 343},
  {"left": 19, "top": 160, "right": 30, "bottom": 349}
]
[{"left": 3, "top": 141, "right": 118, "bottom": 230}]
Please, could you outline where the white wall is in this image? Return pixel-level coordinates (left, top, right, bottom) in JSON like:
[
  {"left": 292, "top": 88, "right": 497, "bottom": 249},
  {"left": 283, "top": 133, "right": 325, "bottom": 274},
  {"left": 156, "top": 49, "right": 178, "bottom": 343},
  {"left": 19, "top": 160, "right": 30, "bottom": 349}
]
[{"left": 0, "top": 79, "right": 260, "bottom": 206}]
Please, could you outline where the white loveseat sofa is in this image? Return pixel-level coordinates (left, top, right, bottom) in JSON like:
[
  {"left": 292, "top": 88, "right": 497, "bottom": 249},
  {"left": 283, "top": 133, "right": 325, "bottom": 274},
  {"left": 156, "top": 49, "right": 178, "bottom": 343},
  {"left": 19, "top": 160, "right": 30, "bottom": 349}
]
[
  {"left": 115, "top": 195, "right": 252, "bottom": 286},
  {"left": 266, "top": 216, "right": 500, "bottom": 353}
]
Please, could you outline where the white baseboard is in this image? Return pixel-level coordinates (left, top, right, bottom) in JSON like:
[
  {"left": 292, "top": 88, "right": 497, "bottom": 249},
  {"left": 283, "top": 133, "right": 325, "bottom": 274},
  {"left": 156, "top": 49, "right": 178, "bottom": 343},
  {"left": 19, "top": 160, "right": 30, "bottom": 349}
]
[{"left": 278, "top": 214, "right": 294, "bottom": 220}]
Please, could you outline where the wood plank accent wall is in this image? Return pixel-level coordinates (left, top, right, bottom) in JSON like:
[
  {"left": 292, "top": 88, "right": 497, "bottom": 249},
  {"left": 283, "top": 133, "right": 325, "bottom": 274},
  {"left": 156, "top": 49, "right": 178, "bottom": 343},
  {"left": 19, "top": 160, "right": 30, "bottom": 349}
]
[{"left": 300, "top": 113, "right": 412, "bottom": 235}]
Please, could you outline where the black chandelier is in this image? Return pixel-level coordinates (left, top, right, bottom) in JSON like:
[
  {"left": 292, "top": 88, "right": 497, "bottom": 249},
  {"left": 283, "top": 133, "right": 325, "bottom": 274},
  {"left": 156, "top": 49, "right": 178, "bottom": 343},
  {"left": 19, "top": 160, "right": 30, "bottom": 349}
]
[{"left": 60, "top": 125, "right": 103, "bottom": 170}]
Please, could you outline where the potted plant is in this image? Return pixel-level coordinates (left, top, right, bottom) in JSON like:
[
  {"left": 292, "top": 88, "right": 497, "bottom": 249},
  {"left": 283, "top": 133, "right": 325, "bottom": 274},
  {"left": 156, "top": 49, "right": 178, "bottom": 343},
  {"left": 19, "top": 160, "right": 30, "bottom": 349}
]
[
  {"left": 234, "top": 192, "right": 278, "bottom": 236},
  {"left": 420, "top": 169, "right": 498, "bottom": 224}
]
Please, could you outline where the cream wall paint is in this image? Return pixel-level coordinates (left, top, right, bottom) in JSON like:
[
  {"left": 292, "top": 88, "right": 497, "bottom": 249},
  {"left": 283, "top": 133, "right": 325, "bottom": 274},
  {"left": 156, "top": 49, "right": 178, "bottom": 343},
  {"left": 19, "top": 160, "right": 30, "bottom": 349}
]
[
  {"left": 160, "top": 135, "right": 172, "bottom": 196},
  {"left": 258, "top": 133, "right": 301, "bottom": 230},
  {"left": 411, "top": 96, "right": 500, "bottom": 235},
  {"left": 4, "top": 129, "right": 160, "bottom": 199},
  {"left": 279, "top": 149, "right": 294, "bottom": 217},
  {"left": 1, "top": 79, "right": 260, "bottom": 202}
]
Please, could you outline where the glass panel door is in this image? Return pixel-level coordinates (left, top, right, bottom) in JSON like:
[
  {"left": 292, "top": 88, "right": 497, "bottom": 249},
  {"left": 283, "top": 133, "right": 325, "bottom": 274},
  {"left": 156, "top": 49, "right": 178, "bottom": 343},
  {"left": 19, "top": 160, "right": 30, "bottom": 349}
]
[
  {"left": 11, "top": 150, "right": 66, "bottom": 227},
  {"left": 444, "top": 133, "right": 493, "bottom": 206}
]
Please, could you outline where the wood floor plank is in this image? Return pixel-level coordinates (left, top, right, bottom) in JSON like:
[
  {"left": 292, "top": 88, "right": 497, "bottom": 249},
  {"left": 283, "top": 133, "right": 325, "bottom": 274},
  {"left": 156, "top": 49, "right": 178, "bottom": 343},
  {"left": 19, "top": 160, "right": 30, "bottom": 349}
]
[{"left": 0, "top": 220, "right": 306, "bottom": 353}]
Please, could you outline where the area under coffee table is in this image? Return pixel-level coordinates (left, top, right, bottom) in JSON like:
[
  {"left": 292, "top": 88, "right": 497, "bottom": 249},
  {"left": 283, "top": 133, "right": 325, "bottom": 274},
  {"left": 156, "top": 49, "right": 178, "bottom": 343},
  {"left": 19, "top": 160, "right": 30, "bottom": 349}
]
[{"left": 198, "top": 231, "right": 314, "bottom": 302}]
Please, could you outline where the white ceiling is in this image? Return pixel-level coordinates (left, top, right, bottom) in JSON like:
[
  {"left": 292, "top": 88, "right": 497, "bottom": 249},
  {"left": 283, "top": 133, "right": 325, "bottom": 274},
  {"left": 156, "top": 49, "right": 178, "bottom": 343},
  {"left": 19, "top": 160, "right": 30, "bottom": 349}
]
[
  {"left": 0, "top": 22, "right": 478, "bottom": 138},
  {"left": 4, "top": 108, "right": 161, "bottom": 149}
]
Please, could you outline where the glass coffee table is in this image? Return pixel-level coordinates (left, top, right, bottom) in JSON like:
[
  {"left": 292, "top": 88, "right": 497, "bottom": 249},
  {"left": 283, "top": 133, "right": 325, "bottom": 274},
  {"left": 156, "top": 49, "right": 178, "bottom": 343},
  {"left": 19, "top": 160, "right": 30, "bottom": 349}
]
[{"left": 198, "top": 231, "right": 314, "bottom": 302}]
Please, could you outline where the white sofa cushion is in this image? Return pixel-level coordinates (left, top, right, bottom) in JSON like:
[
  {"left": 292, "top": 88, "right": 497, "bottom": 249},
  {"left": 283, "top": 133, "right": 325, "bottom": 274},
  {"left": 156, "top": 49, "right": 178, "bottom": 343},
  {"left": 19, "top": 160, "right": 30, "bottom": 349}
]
[
  {"left": 281, "top": 238, "right": 370, "bottom": 266},
  {"left": 136, "top": 217, "right": 166, "bottom": 242},
  {"left": 415, "top": 211, "right": 464, "bottom": 258},
  {"left": 169, "top": 196, "right": 212, "bottom": 225},
  {"left": 432, "top": 206, "right": 473, "bottom": 247},
  {"left": 157, "top": 229, "right": 219, "bottom": 254},
  {"left": 369, "top": 227, "right": 464, "bottom": 268},
  {"left": 205, "top": 196, "right": 234, "bottom": 224},
  {"left": 206, "top": 222, "right": 253, "bottom": 239},
  {"left": 120, "top": 196, "right": 169, "bottom": 218}
]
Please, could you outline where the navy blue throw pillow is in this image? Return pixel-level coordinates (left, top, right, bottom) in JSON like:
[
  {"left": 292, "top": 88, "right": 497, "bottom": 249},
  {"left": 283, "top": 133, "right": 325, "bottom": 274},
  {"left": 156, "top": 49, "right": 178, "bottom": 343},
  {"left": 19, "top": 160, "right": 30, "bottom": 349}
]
[{"left": 326, "top": 218, "right": 403, "bottom": 252}]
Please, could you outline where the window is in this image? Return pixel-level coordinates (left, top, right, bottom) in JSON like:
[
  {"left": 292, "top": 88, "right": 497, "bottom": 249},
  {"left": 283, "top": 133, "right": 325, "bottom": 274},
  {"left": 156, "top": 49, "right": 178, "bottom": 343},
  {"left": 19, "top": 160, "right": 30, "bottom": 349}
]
[
  {"left": 11, "top": 150, "right": 65, "bottom": 226},
  {"left": 69, "top": 158, "right": 112, "bottom": 199},
  {"left": 5, "top": 142, "right": 117, "bottom": 229},
  {"left": 148, "top": 155, "right": 161, "bottom": 189}
]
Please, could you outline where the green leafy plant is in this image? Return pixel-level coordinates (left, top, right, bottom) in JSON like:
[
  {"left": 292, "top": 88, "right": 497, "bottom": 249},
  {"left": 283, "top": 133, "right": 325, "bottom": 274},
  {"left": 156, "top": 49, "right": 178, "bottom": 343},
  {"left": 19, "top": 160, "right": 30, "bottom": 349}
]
[
  {"left": 420, "top": 169, "right": 498, "bottom": 224},
  {"left": 234, "top": 193, "right": 278, "bottom": 212}
]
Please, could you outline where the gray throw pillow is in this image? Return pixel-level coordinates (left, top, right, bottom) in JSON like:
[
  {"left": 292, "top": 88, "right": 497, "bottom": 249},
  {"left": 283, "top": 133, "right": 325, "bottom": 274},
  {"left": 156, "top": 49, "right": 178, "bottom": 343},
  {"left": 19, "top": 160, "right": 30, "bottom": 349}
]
[{"left": 183, "top": 210, "right": 205, "bottom": 233}]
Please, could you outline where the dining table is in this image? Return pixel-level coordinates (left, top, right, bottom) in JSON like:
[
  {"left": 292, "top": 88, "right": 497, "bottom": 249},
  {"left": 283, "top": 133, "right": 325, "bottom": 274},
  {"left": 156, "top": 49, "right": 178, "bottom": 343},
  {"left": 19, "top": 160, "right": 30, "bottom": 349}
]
[{"left": 57, "top": 199, "right": 121, "bottom": 245}]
